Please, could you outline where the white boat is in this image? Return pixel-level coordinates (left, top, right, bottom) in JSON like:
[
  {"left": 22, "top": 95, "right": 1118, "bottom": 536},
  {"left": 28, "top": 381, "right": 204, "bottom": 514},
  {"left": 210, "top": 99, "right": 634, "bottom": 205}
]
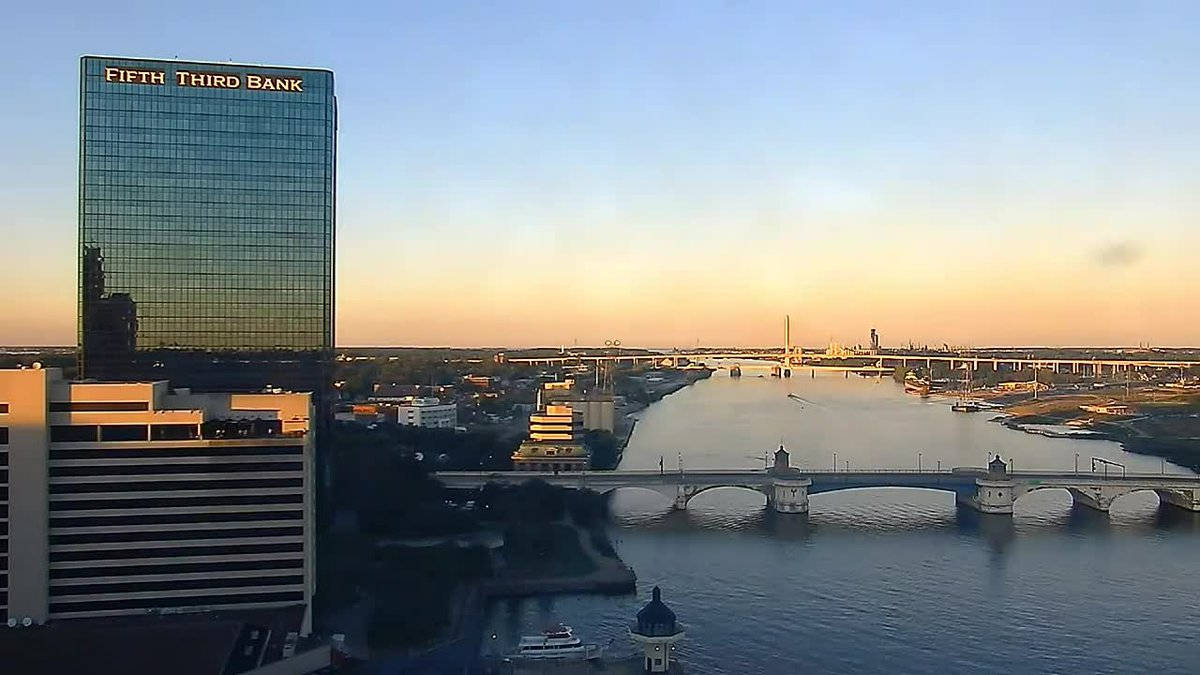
[{"left": 512, "top": 624, "right": 603, "bottom": 660}]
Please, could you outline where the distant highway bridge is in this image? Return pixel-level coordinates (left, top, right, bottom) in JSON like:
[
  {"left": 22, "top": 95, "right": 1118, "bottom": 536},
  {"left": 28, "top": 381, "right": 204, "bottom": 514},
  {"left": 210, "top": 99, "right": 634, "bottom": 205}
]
[
  {"left": 437, "top": 452, "right": 1200, "bottom": 516},
  {"left": 498, "top": 349, "right": 1199, "bottom": 376}
]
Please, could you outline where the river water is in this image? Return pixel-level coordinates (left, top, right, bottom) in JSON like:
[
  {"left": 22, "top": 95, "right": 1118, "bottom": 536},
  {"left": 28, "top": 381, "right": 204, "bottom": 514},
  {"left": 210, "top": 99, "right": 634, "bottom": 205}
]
[{"left": 481, "top": 369, "right": 1200, "bottom": 673}]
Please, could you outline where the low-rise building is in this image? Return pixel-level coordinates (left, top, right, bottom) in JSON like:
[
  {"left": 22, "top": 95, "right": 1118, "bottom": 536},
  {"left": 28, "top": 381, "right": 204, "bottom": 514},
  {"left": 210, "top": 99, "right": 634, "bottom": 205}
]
[
  {"left": 0, "top": 366, "right": 315, "bottom": 633},
  {"left": 335, "top": 403, "right": 387, "bottom": 424},
  {"left": 541, "top": 380, "right": 615, "bottom": 432},
  {"left": 368, "top": 383, "right": 422, "bottom": 402},
  {"left": 395, "top": 397, "right": 458, "bottom": 429},
  {"left": 1080, "top": 402, "right": 1134, "bottom": 416},
  {"left": 995, "top": 380, "right": 1050, "bottom": 392},
  {"left": 463, "top": 375, "right": 495, "bottom": 390}
]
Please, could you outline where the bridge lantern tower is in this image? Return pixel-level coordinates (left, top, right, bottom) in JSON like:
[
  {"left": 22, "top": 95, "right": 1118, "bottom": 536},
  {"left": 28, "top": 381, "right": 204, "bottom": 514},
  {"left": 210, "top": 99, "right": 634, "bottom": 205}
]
[
  {"left": 967, "top": 454, "right": 1016, "bottom": 514},
  {"left": 773, "top": 444, "right": 790, "bottom": 473},
  {"left": 629, "top": 586, "right": 685, "bottom": 673},
  {"left": 988, "top": 454, "right": 1009, "bottom": 478},
  {"left": 768, "top": 444, "right": 811, "bottom": 513}
]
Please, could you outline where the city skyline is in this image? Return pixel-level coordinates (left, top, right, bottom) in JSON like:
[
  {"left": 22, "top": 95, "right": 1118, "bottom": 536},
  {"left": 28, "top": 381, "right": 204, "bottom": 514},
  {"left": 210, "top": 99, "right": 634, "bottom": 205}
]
[{"left": 4, "top": 2, "right": 1200, "bottom": 348}]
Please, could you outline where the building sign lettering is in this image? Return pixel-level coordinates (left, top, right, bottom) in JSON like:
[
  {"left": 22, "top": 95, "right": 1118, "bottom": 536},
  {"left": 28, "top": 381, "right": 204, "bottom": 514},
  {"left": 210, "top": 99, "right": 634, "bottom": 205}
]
[
  {"left": 104, "top": 66, "right": 303, "bottom": 92},
  {"left": 105, "top": 67, "right": 165, "bottom": 85}
]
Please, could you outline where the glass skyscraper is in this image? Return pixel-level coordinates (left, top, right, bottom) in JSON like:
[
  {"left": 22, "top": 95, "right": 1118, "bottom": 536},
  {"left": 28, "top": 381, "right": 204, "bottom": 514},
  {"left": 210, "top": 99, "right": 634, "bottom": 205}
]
[{"left": 78, "top": 56, "right": 335, "bottom": 395}]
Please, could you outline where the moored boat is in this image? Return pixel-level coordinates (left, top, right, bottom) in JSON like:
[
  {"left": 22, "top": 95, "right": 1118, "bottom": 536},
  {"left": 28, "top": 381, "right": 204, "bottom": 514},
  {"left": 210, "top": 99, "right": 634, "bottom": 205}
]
[
  {"left": 511, "top": 624, "right": 602, "bottom": 661},
  {"left": 952, "top": 362, "right": 980, "bottom": 411},
  {"left": 904, "top": 372, "right": 931, "bottom": 396}
]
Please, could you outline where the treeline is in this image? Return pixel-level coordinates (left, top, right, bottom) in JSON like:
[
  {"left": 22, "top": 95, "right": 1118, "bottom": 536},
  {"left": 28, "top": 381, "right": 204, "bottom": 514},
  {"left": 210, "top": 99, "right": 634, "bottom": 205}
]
[
  {"left": 584, "top": 430, "right": 620, "bottom": 470},
  {"left": 0, "top": 353, "right": 77, "bottom": 378},
  {"left": 330, "top": 422, "right": 515, "bottom": 538},
  {"left": 475, "top": 479, "right": 607, "bottom": 528},
  {"left": 476, "top": 481, "right": 617, "bottom": 567},
  {"left": 369, "top": 545, "right": 491, "bottom": 647},
  {"left": 335, "top": 349, "right": 523, "bottom": 400}
]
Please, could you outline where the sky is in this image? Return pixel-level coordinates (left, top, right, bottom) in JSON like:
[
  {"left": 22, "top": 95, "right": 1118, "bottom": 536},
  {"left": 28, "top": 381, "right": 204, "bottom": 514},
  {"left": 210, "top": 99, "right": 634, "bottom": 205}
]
[{"left": 2, "top": 1, "right": 1198, "bottom": 348}]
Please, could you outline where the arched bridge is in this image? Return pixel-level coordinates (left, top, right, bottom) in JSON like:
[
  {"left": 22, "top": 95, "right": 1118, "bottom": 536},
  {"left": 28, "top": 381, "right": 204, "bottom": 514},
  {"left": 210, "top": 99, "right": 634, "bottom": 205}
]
[{"left": 435, "top": 461, "right": 1200, "bottom": 515}]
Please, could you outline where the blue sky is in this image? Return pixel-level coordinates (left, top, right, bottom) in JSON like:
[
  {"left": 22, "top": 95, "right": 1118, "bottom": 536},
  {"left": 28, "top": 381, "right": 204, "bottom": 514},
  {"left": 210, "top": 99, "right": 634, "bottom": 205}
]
[{"left": 3, "top": 2, "right": 1198, "bottom": 346}]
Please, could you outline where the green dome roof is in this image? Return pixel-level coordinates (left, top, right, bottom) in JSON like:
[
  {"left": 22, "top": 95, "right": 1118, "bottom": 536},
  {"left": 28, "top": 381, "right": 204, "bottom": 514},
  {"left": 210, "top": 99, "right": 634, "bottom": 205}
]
[{"left": 635, "top": 586, "right": 679, "bottom": 637}]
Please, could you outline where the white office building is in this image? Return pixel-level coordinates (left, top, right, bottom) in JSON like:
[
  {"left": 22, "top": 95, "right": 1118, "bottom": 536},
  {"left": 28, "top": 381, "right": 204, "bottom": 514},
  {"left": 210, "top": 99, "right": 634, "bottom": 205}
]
[{"left": 395, "top": 397, "right": 458, "bottom": 429}]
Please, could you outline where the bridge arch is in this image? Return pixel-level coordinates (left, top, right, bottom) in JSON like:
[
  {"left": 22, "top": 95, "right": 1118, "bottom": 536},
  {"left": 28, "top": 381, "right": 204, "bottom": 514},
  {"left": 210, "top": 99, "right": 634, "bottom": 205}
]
[
  {"left": 806, "top": 476, "right": 978, "bottom": 502},
  {"left": 599, "top": 485, "right": 678, "bottom": 506},
  {"left": 684, "top": 484, "right": 771, "bottom": 508},
  {"left": 1013, "top": 484, "right": 1165, "bottom": 512},
  {"left": 1011, "top": 484, "right": 1072, "bottom": 503},
  {"left": 1111, "top": 488, "right": 1165, "bottom": 510},
  {"left": 807, "top": 484, "right": 964, "bottom": 497}
]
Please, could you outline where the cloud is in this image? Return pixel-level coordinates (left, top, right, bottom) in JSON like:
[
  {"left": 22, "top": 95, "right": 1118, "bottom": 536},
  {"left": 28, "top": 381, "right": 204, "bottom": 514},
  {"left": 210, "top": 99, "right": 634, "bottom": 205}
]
[{"left": 1093, "top": 241, "right": 1144, "bottom": 268}]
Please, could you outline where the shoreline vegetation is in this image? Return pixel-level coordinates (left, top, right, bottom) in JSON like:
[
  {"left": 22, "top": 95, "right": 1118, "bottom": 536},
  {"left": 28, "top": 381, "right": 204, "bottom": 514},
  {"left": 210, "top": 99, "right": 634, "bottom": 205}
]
[
  {"left": 363, "top": 482, "right": 635, "bottom": 657},
  {"left": 318, "top": 364, "right": 715, "bottom": 659},
  {"left": 885, "top": 360, "right": 1200, "bottom": 472},
  {"left": 610, "top": 367, "right": 713, "bottom": 462},
  {"left": 904, "top": 378, "right": 1200, "bottom": 472},
  {"left": 992, "top": 392, "right": 1200, "bottom": 472}
]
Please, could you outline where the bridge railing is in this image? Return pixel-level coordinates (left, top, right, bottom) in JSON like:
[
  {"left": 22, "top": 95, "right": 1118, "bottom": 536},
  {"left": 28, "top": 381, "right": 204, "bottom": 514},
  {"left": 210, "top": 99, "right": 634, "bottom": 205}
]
[{"left": 433, "top": 469, "right": 1200, "bottom": 481}]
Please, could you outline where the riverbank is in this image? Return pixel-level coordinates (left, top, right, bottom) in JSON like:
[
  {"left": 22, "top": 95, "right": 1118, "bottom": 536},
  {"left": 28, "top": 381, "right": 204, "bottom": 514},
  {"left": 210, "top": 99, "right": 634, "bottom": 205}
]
[
  {"left": 993, "top": 389, "right": 1200, "bottom": 471},
  {"left": 352, "top": 483, "right": 637, "bottom": 668},
  {"left": 485, "top": 656, "right": 685, "bottom": 674},
  {"left": 614, "top": 368, "right": 713, "bottom": 453},
  {"left": 482, "top": 519, "right": 636, "bottom": 597}
]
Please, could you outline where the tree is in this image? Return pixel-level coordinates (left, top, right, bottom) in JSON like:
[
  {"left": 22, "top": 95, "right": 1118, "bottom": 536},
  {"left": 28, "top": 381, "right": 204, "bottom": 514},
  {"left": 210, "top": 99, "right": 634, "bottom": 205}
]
[{"left": 584, "top": 430, "right": 620, "bottom": 470}]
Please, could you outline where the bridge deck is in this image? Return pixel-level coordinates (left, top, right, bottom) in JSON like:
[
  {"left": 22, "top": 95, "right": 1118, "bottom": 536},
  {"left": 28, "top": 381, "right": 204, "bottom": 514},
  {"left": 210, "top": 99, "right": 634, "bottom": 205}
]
[
  {"left": 436, "top": 469, "right": 1200, "bottom": 488},
  {"left": 503, "top": 352, "right": 1200, "bottom": 369}
]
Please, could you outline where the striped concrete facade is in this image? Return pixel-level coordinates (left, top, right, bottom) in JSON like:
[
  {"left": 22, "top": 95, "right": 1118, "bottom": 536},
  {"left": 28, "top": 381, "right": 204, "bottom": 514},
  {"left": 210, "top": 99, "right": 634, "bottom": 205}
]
[{"left": 0, "top": 367, "right": 314, "bottom": 633}]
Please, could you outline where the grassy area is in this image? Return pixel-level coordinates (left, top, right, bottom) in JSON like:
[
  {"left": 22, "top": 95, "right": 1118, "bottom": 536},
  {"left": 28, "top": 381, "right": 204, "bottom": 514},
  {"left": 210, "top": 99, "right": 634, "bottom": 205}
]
[
  {"left": 998, "top": 388, "right": 1200, "bottom": 472},
  {"left": 1004, "top": 389, "right": 1200, "bottom": 419},
  {"left": 1005, "top": 394, "right": 1101, "bottom": 417},
  {"left": 502, "top": 522, "right": 597, "bottom": 579},
  {"left": 314, "top": 528, "right": 372, "bottom": 618},
  {"left": 1129, "top": 415, "right": 1200, "bottom": 439},
  {"left": 368, "top": 545, "right": 491, "bottom": 648}
]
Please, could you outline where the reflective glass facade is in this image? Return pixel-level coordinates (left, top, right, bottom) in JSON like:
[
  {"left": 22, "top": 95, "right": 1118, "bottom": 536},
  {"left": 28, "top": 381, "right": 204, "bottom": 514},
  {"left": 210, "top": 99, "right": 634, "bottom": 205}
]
[{"left": 78, "top": 57, "right": 334, "bottom": 393}]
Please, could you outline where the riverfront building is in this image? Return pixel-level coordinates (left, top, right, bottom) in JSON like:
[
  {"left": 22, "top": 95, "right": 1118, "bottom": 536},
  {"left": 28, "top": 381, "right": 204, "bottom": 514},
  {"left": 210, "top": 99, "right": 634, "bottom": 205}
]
[
  {"left": 77, "top": 56, "right": 335, "bottom": 397},
  {"left": 0, "top": 367, "right": 315, "bottom": 633},
  {"left": 511, "top": 404, "right": 590, "bottom": 471}
]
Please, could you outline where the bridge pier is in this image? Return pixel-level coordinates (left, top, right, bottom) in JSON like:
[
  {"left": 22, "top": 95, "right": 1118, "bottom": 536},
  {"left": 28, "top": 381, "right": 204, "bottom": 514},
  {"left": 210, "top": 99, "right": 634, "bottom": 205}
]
[
  {"left": 1157, "top": 488, "right": 1200, "bottom": 512},
  {"left": 673, "top": 485, "right": 693, "bottom": 510},
  {"left": 771, "top": 477, "right": 812, "bottom": 514},
  {"left": 960, "top": 455, "right": 1017, "bottom": 514},
  {"left": 1067, "top": 486, "right": 1131, "bottom": 512},
  {"left": 961, "top": 477, "right": 1016, "bottom": 514}
]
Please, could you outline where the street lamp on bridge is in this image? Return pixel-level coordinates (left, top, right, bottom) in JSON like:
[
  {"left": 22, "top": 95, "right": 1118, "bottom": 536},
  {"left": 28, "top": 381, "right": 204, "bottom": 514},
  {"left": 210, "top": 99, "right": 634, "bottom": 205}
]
[{"left": 1091, "top": 456, "right": 1125, "bottom": 479}]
